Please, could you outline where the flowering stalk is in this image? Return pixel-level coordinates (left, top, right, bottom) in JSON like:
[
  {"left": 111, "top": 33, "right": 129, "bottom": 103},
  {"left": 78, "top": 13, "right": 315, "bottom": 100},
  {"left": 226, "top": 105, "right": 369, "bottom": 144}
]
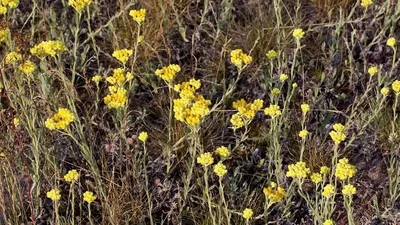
[
  {"left": 218, "top": 177, "right": 231, "bottom": 225},
  {"left": 143, "top": 141, "right": 154, "bottom": 225},
  {"left": 204, "top": 167, "right": 216, "bottom": 225}
]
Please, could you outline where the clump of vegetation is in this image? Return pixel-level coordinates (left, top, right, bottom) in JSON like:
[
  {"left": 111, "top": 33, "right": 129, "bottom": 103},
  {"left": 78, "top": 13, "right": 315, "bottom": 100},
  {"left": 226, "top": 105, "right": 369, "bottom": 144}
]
[{"left": 1, "top": 0, "right": 400, "bottom": 224}]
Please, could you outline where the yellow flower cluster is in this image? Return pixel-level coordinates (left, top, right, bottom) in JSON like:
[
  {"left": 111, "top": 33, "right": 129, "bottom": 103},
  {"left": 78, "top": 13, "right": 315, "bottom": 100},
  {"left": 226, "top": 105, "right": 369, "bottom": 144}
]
[
  {"left": 361, "top": 0, "right": 373, "bottom": 7},
  {"left": 264, "top": 104, "right": 281, "bottom": 117},
  {"left": 13, "top": 117, "right": 19, "bottom": 126},
  {"left": 138, "top": 131, "right": 148, "bottom": 142},
  {"left": 68, "top": 0, "right": 92, "bottom": 11},
  {"left": 106, "top": 68, "right": 130, "bottom": 86},
  {"left": 387, "top": 37, "right": 396, "bottom": 48},
  {"left": 1, "top": 0, "right": 19, "bottom": 9},
  {"left": 335, "top": 158, "right": 357, "bottom": 180},
  {"left": 0, "top": 5, "right": 5, "bottom": 14},
  {"left": 286, "top": 161, "right": 310, "bottom": 178},
  {"left": 92, "top": 75, "right": 102, "bottom": 84},
  {"left": 215, "top": 146, "right": 230, "bottom": 158},
  {"left": 45, "top": 108, "right": 75, "bottom": 130},
  {"left": 230, "top": 49, "right": 252, "bottom": 69},
  {"left": 323, "top": 219, "right": 334, "bottom": 225},
  {"left": 342, "top": 184, "right": 356, "bottom": 195},
  {"left": 30, "top": 40, "right": 67, "bottom": 57},
  {"left": 197, "top": 152, "right": 214, "bottom": 166},
  {"left": 263, "top": 184, "right": 286, "bottom": 203},
  {"left": 173, "top": 79, "right": 211, "bottom": 126},
  {"left": 47, "top": 189, "right": 61, "bottom": 201},
  {"left": 0, "top": 28, "right": 9, "bottom": 42},
  {"left": 64, "top": 169, "right": 79, "bottom": 182},
  {"left": 310, "top": 173, "right": 322, "bottom": 183},
  {"left": 301, "top": 104, "right": 310, "bottom": 113},
  {"left": 322, "top": 184, "right": 335, "bottom": 197},
  {"left": 83, "top": 191, "right": 96, "bottom": 203},
  {"left": 129, "top": 9, "right": 146, "bottom": 24},
  {"left": 329, "top": 123, "right": 346, "bottom": 145},
  {"left": 18, "top": 60, "right": 36, "bottom": 75},
  {"left": 392, "top": 80, "right": 400, "bottom": 93},
  {"left": 214, "top": 162, "right": 227, "bottom": 177},
  {"left": 266, "top": 50, "right": 277, "bottom": 59},
  {"left": 112, "top": 49, "right": 133, "bottom": 64},
  {"left": 320, "top": 166, "right": 330, "bottom": 175},
  {"left": 230, "top": 99, "right": 263, "bottom": 129},
  {"left": 155, "top": 64, "right": 181, "bottom": 82},
  {"left": 5, "top": 51, "right": 22, "bottom": 64},
  {"left": 103, "top": 86, "right": 128, "bottom": 109},
  {"left": 381, "top": 87, "right": 389, "bottom": 95},
  {"left": 368, "top": 66, "right": 378, "bottom": 76},
  {"left": 298, "top": 129, "right": 308, "bottom": 138},
  {"left": 293, "top": 28, "right": 305, "bottom": 39},
  {"left": 271, "top": 88, "right": 280, "bottom": 95},
  {"left": 242, "top": 208, "right": 253, "bottom": 219},
  {"left": 279, "top": 74, "right": 288, "bottom": 82}
]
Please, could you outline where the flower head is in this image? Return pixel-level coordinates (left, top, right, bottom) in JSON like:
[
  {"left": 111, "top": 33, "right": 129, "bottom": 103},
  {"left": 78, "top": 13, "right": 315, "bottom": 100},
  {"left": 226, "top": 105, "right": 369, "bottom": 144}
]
[
  {"left": 155, "top": 64, "right": 181, "bottom": 82},
  {"left": 129, "top": 9, "right": 146, "bottom": 24},
  {"left": 64, "top": 169, "right": 79, "bottom": 183},
  {"left": 298, "top": 129, "right": 309, "bottom": 138},
  {"left": 92, "top": 75, "right": 102, "bottom": 84},
  {"left": 0, "top": 5, "right": 7, "bottom": 14},
  {"left": 335, "top": 158, "right": 357, "bottom": 180},
  {"left": 266, "top": 50, "right": 277, "bottom": 59},
  {"left": 293, "top": 28, "right": 305, "bottom": 39},
  {"left": 301, "top": 104, "right": 310, "bottom": 113},
  {"left": 286, "top": 161, "right": 310, "bottom": 178},
  {"left": 45, "top": 108, "right": 75, "bottom": 130},
  {"left": 368, "top": 66, "right": 378, "bottom": 76},
  {"left": 215, "top": 146, "right": 230, "bottom": 158},
  {"left": 342, "top": 184, "right": 356, "bottom": 195},
  {"left": 83, "top": 191, "right": 96, "bottom": 203},
  {"left": 310, "top": 173, "right": 322, "bottom": 183},
  {"left": 361, "top": 0, "right": 373, "bottom": 7},
  {"left": 13, "top": 117, "right": 20, "bottom": 126},
  {"left": 104, "top": 86, "right": 127, "bottom": 109},
  {"left": 381, "top": 87, "right": 389, "bottom": 95},
  {"left": 322, "top": 184, "right": 335, "bottom": 197},
  {"left": 329, "top": 123, "right": 346, "bottom": 145},
  {"left": 112, "top": 49, "right": 133, "bottom": 64},
  {"left": 197, "top": 153, "right": 214, "bottom": 167},
  {"left": 323, "top": 219, "right": 334, "bottom": 225},
  {"left": 5, "top": 51, "right": 22, "bottom": 65},
  {"left": 18, "top": 61, "right": 36, "bottom": 75},
  {"left": 230, "top": 49, "right": 252, "bottom": 69},
  {"left": 264, "top": 104, "right": 281, "bottom": 117},
  {"left": 320, "top": 166, "right": 330, "bottom": 175},
  {"left": 138, "top": 132, "right": 148, "bottom": 142},
  {"left": 387, "top": 37, "right": 396, "bottom": 48},
  {"left": 279, "top": 74, "right": 288, "bottom": 82},
  {"left": 242, "top": 208, "right": 253, "bottom": 219},
  {"left": 1, "top": 0, "right": 19, "bottom": 8},
  {"left": 47, "top": 189, "right": 61, "bottom": 201},
  {"left": 68, "top": 0, "right": 92, "bottom": 11},
  {"left": 263, "top": 184, "right": 286, "bottom": 203},
  {"left": 30, "top": 40, "right": 67, "bottom": 58},
  {"left": 213, "top": 162, "right": 227, "bottom": 177},
  {"left": 271, "top": 88, "right": 280, "bottom": 95},
  {"left": 0, "top": 28, "right": 10, "bottom": 42},
  {"left": 392, "top": 80, "right": 400, "bottom": 93}
]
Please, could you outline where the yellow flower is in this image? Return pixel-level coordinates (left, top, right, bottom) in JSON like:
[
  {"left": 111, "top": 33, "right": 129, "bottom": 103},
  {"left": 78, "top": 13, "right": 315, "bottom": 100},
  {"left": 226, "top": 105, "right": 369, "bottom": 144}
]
[
  {"left": 126, "top": 72, "right": 134, "bottom": 81},
  {"left": 92, "top": 75, "right": 102, "bottom": 84},
  {"left": 361, "top": 0, "right": 373, "bottom": 7},
  {"left": 298, "top": 129, "right": 309, "bottom": 138},
  {"left": 342, "top": 184, "right": 356, "bottom": 195},
  {"left": 335, "top": 158, "right": 357, "bottom": 180},
  {"left": 0, "top": 5, "right": 7, "bottom": 14},
  {"left": 18, "top": 60, "right": 36, "bottom": 75},
  {"left": 197, "top": 152, "right": 214, "bottom": 166},
  {"left": 271, "top": 88, "right": 280, "bottom": 95},
  {"left": 310, "top": 173, "right": 322, "bottom": 183},
  {"left": 104, "top": 86, "right": 127, "bottom": 109},
  {"left": 47, "top": 189, "right": 61, "bottom": 201},
  {"left": 292, "top": 83, "right": 298, "bottom": 88},
  {"left": 293, "top": 28, "right": 305, "bottom": 39},
  {"left": 155, "top": 64, "right": 181, "bottom": 82},
  {"left": 13, "top": 117, "right": 20, "bottom": 126},
  {"left": 216, "top": 146, "right": 230, "bottom": 158},
  {"left": 230, "top": 113, "right": 245, "bottom": 128},
  {"left": 230, "top": 49, "right": 252, "bottom": 69},
  {"left": 320, "top": 166, "right": 330, "bottom": 175},
  {"left": 286, "top": 161, "right": 310, "bottom": 178},
  {"left": 45, "top": 108, "right": 75, "bottom": 130},
  {"left": 329, "top": 124, "right": 346, "bottom": 145},
  {"left": 323, "top": 219, "right": 334, "bottom": 225},
  {"left": 380, "top": 87, "right": 389, "bottom": 96},
  {"left": 83, "top": 191, "right": 96, "bottom": 203},
  {"left": 392, "top": 80, "right": 400, "bottom": 93},
  {"left": 64, "top": 169, "right": 79, "bottom": 183},
  {"left": 279, "top": 74, "right": 288, "bottom": 82},
  {"left": 368, "top": 66, "right": 378, "bottom": 76},
  {"left": 1, "top": 0, "right": 19, "bottom": 8},
  {"left": 213, "top": 162, "right": 227, "bottom": 177},
  {"left": 0, "top": 152, "right": 5, "bottom": 157},
  {"left": 322, "top": 184, "right": 335, "bottom": 197},
  {"left": 112, "top": 49, "right": 133, "bottom": 64},
  {"left": 301, "top": 104, "right": 310, "bottom": 113},
  {"left": 242, "top": 208, "right": 253, "bottom": 219},
  {"left": 264, "top": 104, "right": 281, "bottom": 117},
  {"left": 30, "top": 40, "right": 67, "bottom": 57},
  {"left": 333, "top": 123, "right": 345, "bottom": 132},
  {"left": 0, "top": 28, "right": 10, "bottom": 42},
  {"left": 5, "top": 51, "right": 22, "bottom": 65},
  {"left": 138, "top": 132, "right": 148, "bottom": 142},
  {"left": 68, "top": 0, "right": 92, "bottom": 11},
  {"left": 138, "top": 35, "right": 144, "bottom": 43},
  {"left": 129, "top": 9, "right": 146, "bottom": 24},
  {"left": 263, "top": 185, "right": 286, "bottom": 203},
  {"left": 387, "top": 37, "right": 396, "bottom": 48},
  {"left": 266, "top": 50, "right": 277, "bottom": 59}
]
